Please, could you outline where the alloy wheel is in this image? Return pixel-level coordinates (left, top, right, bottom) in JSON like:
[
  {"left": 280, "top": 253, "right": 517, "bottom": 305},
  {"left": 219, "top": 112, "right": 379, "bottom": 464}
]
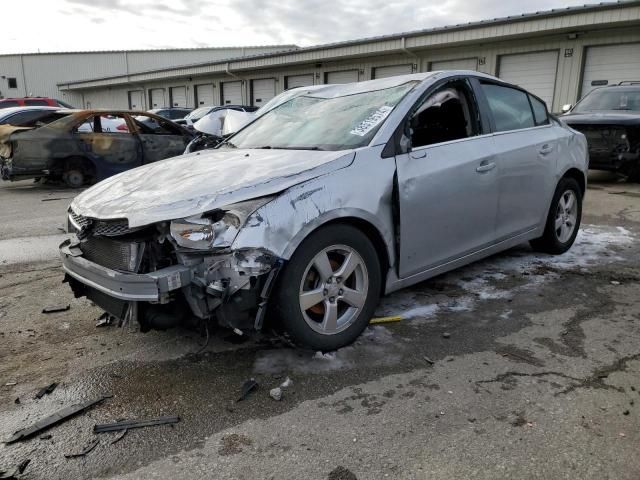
[{"left": 554, "top": 189, "right": 578, "bottom": 243}]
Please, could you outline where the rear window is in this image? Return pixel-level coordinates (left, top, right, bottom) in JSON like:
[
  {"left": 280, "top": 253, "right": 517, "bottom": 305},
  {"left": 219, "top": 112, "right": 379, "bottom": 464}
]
[
  {"left": 0, "top": 101, "right": 20, "bottom": 108},
  {"left": 529, "top": 95, "right": 550, "bottom": 126},
  {"left": 25, "top": 99, "right": 49, "bottom": 106},
  {"left": 481, "top": 83, "right": 535, "bottom": 132}
]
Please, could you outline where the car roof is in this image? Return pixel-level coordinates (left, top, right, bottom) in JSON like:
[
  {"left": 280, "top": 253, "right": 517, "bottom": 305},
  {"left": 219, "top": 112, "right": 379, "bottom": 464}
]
[{"left": 0, "top": 106, "right": 67, "bottom": 120}]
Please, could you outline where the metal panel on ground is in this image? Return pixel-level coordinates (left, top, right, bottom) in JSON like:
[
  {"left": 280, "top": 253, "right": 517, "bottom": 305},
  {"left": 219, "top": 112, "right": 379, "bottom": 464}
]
[
  {"left": 325, "top": 70, "right": 359, "bottom": 84},
  {"left": 195, "top": 84, "right": 215, "bottom": 106},
  {"left": 285, "top": 74, "right": 314, "bottom": 89},
  {"left": 149, "top": 88, "right": 166, "bottom": 108},
  {"left": 372, "top": 64, "right": 413, "bottom": 79},
  {"left": 170, "top": 86, "right": 187, "bottom": 107},
  {"left": 221, "top": 81, "right": 242, "bottom": 105},
  {"left": 580, "top": 43, "right": 640, "bottom": 98},
  {"left": 430, "top": 58, "right": 478, "bottom": 71},
  {"left": 498, "top": 51, "right": 558, "bottom": 108},
  {"left": 128, "top": 90, "right": 144, "bottom": 109},
  {"left": 251, "top": 78, "right": 276, "bottom": 107}
]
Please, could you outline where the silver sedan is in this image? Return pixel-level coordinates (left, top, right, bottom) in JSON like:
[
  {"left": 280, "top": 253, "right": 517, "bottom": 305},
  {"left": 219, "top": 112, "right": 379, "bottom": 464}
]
[{"left": 61, "top": 71, "right": 588, "bottom": 350}]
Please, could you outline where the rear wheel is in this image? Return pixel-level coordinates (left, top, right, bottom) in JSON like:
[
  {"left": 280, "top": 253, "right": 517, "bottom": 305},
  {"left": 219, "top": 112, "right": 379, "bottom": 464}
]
[
  {"left": 272, "top": 224, "right": 381, "bottom": 350},
  {"left": 530, "top": 177, "right": 582, "bottom": 254},
  {"left": 63, "top": 168, "right": 85, "bottom": 188}
]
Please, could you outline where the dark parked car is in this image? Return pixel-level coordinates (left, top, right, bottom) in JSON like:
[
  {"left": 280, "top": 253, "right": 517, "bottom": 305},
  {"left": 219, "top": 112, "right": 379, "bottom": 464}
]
[
  {"left": 1, "top": 110, "right": 193, "bottom": 187},
  {"left": 148, "top": 108, "right": 192, "bottom": 120},
  {"left": 0, "top": 106, "right": 71, "bottom": 127},
  {"left": 0, "top": 97, "right": 74, "bottom": 109},
  {"left": 562, "top": 83, "right": 640, "bottom": 181}
]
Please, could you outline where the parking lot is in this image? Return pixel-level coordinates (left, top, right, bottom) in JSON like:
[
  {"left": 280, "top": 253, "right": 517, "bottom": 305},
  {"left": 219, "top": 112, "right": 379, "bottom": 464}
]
[{"left": 0, "top": 172, "right": 638, "bottom": 479}]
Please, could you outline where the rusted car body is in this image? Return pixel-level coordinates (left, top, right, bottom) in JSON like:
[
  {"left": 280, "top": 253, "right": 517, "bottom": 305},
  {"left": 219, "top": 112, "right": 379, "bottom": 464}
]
[{"left": 1, "top": 110, "right": 193, "bottom": 187}]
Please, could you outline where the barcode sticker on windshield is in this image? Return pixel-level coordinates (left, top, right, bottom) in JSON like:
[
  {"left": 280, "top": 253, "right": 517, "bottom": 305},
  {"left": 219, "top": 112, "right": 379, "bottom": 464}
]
[{"left": 349, "top": 106, "right": 393, "bottom": 137}]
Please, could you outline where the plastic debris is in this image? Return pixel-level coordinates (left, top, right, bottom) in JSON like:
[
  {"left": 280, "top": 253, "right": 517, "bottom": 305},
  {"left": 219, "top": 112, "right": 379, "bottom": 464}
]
[
  {"left": 442, "top": 332, "right": 451, "bottom": 339},
  {"left": 313, "top": 351, "right": 336, "bottom": 361},
  {"left": 110, "top": 429, "right": 128, "bottom": 445},
  {"left": 94, "top": 416, "right": 180, "bottom": 433},
  {"left": 269, "top": 387, "right": 282, "bottom": 401},
  {"left": 95, "top": 313, "right": 114, "bottom": 327},
  {"left": 41, "top": 305, "right": 70, "bottom": 314},
  {"left": 423, "top": 355, "right": 434, "bottom": 365},
  {"left": 65, "top": 439, "right": 99, "bottom": 458},
  {"left": 5, "top": 395, "right": 110, "bottom": 444},
  {"left": 610, "top": 280, "right": 621, "bottom": 285},
  {"left": 369, "top": 315, "right": 402, "bottom": 325},
  {"left": 237, "top": 379, "right": 258, "bottom": 402},
  {"left": 35, "top": 382, "right": 58, "bottom": 399},
  {"left": 280, "top": 377, "right": 293, "bottom": 389}
]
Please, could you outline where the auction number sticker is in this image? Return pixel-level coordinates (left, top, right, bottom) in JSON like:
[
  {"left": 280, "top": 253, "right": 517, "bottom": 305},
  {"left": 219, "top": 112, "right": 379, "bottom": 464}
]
[
  {"left": 350, "top": 105, "right": 393, "bottom": 136},
  {"left": 167, "top": 271, "right": 182, "bottom": 290}
]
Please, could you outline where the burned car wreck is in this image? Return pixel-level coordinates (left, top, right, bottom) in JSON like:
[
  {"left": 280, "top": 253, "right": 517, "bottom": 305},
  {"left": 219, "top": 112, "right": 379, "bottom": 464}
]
[
  {"left": 61, "top": 71, "right": 588, "bottom": 350},
  {"left": 1, "top": 110, "right": 193, "bottom": 187}
]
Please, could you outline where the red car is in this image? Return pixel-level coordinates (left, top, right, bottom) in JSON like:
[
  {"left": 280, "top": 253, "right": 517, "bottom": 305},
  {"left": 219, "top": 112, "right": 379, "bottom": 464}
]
[{"left": 0, "top": 97, "right": 74, "bottom": 109}]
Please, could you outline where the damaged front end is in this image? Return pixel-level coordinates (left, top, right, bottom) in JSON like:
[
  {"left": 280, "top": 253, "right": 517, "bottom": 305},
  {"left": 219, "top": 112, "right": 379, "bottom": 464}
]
[{"left": 60, "top": 197, "right": 282, "bottom": 334}]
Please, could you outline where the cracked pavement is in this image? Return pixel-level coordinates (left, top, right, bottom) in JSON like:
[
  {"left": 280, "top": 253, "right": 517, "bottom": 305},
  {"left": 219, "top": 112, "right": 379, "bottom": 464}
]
[{"left": 0, "top": 172, "right": 639, "bottom": 479}]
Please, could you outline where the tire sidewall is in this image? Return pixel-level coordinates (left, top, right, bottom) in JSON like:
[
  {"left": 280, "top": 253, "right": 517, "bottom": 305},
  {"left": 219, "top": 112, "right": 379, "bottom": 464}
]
[
  {"left": 273, "top": 224, "right": 381, "bottom": 351},
  {"left": 545, "top": 178, "right": 582, "bottom": 253}
]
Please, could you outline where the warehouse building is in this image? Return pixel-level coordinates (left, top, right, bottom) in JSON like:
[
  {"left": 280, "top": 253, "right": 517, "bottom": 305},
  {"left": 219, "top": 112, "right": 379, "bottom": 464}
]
[
  {"left": 0, "top": 45, "right": 296, "bottom": 107},
  {"left": 4, "top": 1, "right": 640, "bottom": 113}
]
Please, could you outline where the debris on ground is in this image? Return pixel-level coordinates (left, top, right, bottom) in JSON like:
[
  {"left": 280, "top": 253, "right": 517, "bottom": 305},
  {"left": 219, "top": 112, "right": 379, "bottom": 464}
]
[
  {"left": 423, "top": 355, "right": 435, "bottom": 365},
  {"left": 64, "top": 439, "right": 100, "bottom": 458},
  {"left": 610, "top": 280, "right": 621, "bottom": 285},
  {"left": 442, "top": 332, "right": 451, "bottom": 339},
  {"left": 110, "top": 429, "right": 128, "bottom": 445},
  {"left": 269, "top": 387, "right": 282, "bottom": 401},
  {"left": 237, "top": 379, "right": 258, "bottom": 402},
  {"left": 41, "top": 305, "right": 70, "bottom": 314},
  {"left": 0, "top": 459, "right": 30, "bottom": 479},
  {"left": 218, "top": 433, "right": 252, "bottom": 456},
  {"left": 94, "top": 416, "right": 180, "bottom": 433},
  {"left": 14, "top": 398, "right": 19, "bottom": 405},
  {"left": 314, "top": 351, "right": 337, "bottom": 361},
  {"left": 5, "top": 395, "right": 110, "bottom": 444},
  {"left": 95, "top": 313, "right": 114, "bottom": 327},
  {"left": 328, "top": 465, "right": 358, "bottom": 480},
  {"left": 280, "top": 377, "right": 293, "bottom": 389},
  {"left": 39, "top": 434, "right": 52, "bottom": 440},
  {"left": 369, "top": 315, "right": 402, "bottom": 325},
  {"left": 35, "top": 382, "right": 58, "bottom": 399},
  {"left": 4, "top": 382, "right": 17, "bottom": 387}
]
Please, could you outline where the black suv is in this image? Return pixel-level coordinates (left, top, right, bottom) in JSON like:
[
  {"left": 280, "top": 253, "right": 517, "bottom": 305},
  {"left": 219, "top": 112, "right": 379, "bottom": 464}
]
[{"left": 562, "top": 82, "right": 640, "bottom": 182}]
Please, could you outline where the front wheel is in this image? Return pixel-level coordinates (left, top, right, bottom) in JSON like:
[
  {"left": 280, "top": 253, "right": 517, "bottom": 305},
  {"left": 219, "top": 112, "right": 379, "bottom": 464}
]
[
  {"left": 271, "top": 224, "right": 381, "bottom": 351},
  {"left": 530, "top": 177, "right": 582, "bottom": 254}
]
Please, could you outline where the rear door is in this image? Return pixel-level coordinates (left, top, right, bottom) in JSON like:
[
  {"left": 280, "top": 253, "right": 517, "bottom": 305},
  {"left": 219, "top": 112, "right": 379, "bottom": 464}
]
[
  {"left": 132, "top": 115, "right": 190, "bottom": 163},
  {"left": 476, "top": 81, "right": 557, "bottom": 240},
  {"left": 395, "top": 78, "right": 499, "bottom": 278}
]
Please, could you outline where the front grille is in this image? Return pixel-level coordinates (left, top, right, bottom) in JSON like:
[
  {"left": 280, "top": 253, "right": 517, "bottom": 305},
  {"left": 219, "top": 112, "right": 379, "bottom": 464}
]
[
  {"left": 69, "top": 210, "right": 144, "bottom": 238},
  {"left": 79, "top": 236, "right": 144, "bottom": 272},
  {"left": 571, "top": 125, "right": 629, "bottom": 155}
]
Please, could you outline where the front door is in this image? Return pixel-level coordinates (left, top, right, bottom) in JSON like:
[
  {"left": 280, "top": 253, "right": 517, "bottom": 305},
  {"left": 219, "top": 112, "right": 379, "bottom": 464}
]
[
  {"left": 395, "top": 80, "right": 499, "bottom": 278},
  {"left": 132, "top": 115, "right": 189, "bottom": 164}
]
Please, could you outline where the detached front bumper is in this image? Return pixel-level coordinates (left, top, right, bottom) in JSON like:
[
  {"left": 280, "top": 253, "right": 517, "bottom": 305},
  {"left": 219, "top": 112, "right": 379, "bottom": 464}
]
[{"left": 60, "top": 239, "right": 192, "bottom": 301}]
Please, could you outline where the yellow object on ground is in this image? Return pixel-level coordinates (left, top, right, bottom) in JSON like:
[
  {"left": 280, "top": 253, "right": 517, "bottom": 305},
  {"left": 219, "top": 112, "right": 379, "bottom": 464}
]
[{"left": 369, "top": 315, "right": 403, "bottom": 324}]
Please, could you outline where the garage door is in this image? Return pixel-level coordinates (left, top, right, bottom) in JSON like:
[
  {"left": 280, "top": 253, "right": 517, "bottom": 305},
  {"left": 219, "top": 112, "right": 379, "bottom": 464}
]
[
  {"left": 149, "top": 88, "right": 166, "bottom": 108},
  {"left": 170, "top": 86, "right": 187, "bottom": 107},
  {"left": 498, "top": 51, "right": 558, "bottom": 108},
  {"left": 373, "top": 64, "right": 413, "bottom": 79},
  {"left": 195, "top": 84, "right": 215, "bottom": 106},
  {"left": 286, "top": 74, "right": 314, "bottom": 89},
  {"left": 581, "top": 43, "right": 640, "bottom": 98},
  {"left": 221, "top": 81, "right": 242, "bottom": 105},
  {"left": 430, "top": 58, "right": 478, "bottom": 71},
  {"left": 325, "top": 70, "right": 359, "bottom": 84},
  {"left": 251, "top": 78, "right": 276, "bottom": 107},
  {"left": 128, "top": 90, "right": 144, "bottom": 110}
]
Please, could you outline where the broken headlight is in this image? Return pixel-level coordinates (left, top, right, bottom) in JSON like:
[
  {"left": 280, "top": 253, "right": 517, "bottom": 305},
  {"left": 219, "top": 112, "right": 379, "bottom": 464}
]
[{"left": 170, "top": 213, "right": 240, "bottom": 250}]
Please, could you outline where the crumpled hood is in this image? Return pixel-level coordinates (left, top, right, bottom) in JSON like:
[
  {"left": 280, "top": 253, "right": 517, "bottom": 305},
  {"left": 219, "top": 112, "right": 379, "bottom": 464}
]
[{"left": 71, "top": 148, "right": 355, "bottom": 227}]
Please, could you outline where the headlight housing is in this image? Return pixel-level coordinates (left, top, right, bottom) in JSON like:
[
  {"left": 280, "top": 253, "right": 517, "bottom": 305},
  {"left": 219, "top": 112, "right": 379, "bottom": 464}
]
[{"left": 170, "top": 213, "right": 239, "bottom": 250}]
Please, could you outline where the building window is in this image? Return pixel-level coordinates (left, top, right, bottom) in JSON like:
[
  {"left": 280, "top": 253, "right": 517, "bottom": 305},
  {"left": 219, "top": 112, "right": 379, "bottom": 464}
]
[{"left": 8, "top": 78, "right": 17, "bottom": 89}]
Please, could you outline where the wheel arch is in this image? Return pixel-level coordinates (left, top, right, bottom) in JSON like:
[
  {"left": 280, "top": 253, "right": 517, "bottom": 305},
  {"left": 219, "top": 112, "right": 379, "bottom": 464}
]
[
  {"left": 48, "top": 155, "right": 96, "bottom": 178},
  {"left": 560, "top": 167, "right": 586, "bottom": 197}
]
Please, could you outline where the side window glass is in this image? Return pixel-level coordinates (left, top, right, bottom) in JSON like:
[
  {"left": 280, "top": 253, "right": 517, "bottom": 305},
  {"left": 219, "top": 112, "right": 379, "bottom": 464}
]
[
  {"left": 409, "top": 85, "right": 478, "bottom": 149},
  {"left": 481, "top": 83, "right": 535, "bottom": 132},
  {"left": 24, "top": 99, "right": 49, "bottom": 106},
  {"left": 529, "top": 95, "right": 549, "bottom": 126},
  {"left": 76, "top": 116, "right": 97, "bottom": 133}
]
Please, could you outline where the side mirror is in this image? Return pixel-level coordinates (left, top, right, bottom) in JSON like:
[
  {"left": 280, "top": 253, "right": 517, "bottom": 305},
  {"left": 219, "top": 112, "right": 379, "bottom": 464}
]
[{"left": 561, "top": 104, "right": 572, "bottom": 114}]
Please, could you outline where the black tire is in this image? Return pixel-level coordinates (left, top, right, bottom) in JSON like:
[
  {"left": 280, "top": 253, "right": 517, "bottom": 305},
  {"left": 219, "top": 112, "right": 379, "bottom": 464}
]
[
  {"left": 627, "top": 163, "right": 640, "bottom": 183},
  {"left": 271, "top": 224, "right": 381, "bottom": 351},
  {"left": 530, "top": 177, "right": 582, "bottom": 254},
  {"left": 63, "top": 168, "right": 85, "bottom": 188}
]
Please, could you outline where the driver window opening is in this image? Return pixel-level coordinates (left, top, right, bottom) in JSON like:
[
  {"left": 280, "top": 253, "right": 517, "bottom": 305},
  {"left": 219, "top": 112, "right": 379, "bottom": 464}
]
[{"left": 408, "top": 82, "right": 478, "bottom": 149}]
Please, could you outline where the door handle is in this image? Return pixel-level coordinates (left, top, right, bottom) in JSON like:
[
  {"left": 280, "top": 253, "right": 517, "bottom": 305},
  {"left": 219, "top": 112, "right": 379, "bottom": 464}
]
[
  {"left": 538, "top": 144, "right": 554, "bottom": 155},
  {"left": 409, "top": 150, "right": 427, "bottom": 159},
  {"left": 476, "top": 162, "right": 496, "bottom": 173}
]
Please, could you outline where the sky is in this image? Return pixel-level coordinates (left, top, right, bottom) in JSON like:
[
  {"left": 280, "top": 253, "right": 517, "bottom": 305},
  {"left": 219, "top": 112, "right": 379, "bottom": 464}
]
[{"left": 1, "top": 0, "right": 607, "bottom": 54}]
